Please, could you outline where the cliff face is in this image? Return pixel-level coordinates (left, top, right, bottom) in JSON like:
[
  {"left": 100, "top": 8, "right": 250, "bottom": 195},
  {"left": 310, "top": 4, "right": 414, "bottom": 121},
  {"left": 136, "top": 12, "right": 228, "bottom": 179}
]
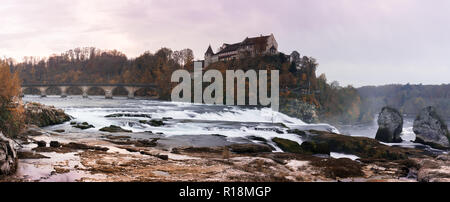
[
  {"left": 0, "top": 133, "right": 17, "bottom": 176},
  {"left": 280, "top": 98, "right": 319, "bottom": 124},
  {"left": 24, "top": 102, "right": 72, "bottom": 127}
]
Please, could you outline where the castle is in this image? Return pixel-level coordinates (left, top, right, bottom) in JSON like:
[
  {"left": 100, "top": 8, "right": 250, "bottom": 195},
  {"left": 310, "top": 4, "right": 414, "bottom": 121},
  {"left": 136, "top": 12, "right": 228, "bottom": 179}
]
[{"left": 204, "top": 34, "right": 279, "bottom": 67}]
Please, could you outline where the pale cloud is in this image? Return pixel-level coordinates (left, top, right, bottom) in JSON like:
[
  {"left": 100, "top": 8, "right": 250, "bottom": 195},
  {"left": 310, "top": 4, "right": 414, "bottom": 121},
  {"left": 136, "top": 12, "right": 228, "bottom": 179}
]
[{"left": 1, "top": 0, "right": 449, "bottom": 86}]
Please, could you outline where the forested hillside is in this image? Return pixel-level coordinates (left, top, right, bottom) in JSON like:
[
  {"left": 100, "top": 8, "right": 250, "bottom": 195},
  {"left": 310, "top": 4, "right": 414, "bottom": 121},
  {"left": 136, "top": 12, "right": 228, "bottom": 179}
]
[{"left": 7, "top": 47, "right": 446, "bottom": 125}]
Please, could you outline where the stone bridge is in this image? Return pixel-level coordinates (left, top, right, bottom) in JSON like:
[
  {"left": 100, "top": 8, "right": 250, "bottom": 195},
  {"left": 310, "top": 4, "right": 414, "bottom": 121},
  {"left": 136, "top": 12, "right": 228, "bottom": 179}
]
[{"left": 21, "top": 83, "right": 158, "bottom": 99}]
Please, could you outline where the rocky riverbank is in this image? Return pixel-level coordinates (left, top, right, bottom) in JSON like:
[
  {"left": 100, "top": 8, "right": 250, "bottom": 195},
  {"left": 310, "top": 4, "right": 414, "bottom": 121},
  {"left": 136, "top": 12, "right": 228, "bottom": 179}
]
[
  {"left": 1, "top": 125, "right": 448, "bottom": 182},
  {"left": 1, "top": 103, "right": 449, "bottom": 182},
  {"left": 24, "top": 102, "right": 72, "bottom": 127}
]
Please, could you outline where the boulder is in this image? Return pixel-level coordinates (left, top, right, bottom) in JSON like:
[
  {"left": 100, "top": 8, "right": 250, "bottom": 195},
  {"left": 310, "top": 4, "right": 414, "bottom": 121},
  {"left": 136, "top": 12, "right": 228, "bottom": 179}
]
[
  {"left": 36, "top": 140, "right": 46, "bottom": 147},
  {"left": 375, "top": 107, "right": 403, "bottom": 143},
  {"left": 50, "top": 141, "right": 61, "bottom": 148},
  {"left": 0, "top": 133, "right": 17, "bottom": 176},
  {"left": 72, "top": 122, "right": 95, "bottom": 130},
  {"left": 272, "top": 138, "right": 302, "bottom": 153},
  {"left": 413, "top": 106, "right": 450, "bottom": 149},
  {"left": 140, "top": 120, "right": 165, "bottom": 127},
  {"left": 99, "top": 125, "right": 132, "bottom": 133},
  {"left": 300, "top": 141, "right": 330, "bottom": 155},
  {"left": 24, "top": 102, "right": 71, "bottom": 127}
]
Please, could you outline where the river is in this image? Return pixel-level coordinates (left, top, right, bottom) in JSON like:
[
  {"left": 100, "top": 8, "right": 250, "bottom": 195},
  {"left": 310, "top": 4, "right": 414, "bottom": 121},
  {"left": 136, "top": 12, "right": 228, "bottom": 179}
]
[{"left": 22, "top": 95, "right": 445, "bottom": 150}]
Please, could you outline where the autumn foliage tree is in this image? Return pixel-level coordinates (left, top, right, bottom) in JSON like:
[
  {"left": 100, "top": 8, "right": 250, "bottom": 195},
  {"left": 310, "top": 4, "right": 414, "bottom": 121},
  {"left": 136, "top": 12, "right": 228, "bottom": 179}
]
[{"left": 0, "top": 62, "right": 24, "bottom": 137}]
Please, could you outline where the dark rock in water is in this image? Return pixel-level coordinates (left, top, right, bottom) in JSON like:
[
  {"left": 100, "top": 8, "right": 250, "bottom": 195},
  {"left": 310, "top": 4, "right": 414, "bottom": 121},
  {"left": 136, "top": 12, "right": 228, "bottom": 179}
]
[
  {"left": 18, "top": 151, "right": 49, "bottom": 159},
  {"left": 140, "top": 151, "right": 169, "bottom": 160},
  {"left": 272, "top": 138, "right": 302, "bottom": 153},
  {"left": 72, "top": 122, "right": 95, "bottom": 130},
  {"left": 50, "top": 141, "right": 61, "bottom": 148},
  {"left": 0, "top": 133, "right": 17, "bottom": 176},
  {"left": 254, "top": 128, "right": 284, "bottom": 134},
  {"left": 300, "top": 141, "right": 330, "bottom": 155},
  {"left": 287, "top": 129, "right": 307, "bottom": 137},
  {"left": 247, "top": 136, "right": 268, "bottom": 142},
  {"left": 135, "top": 139, "right": 159, "bottom": 147},
  {"left": 228, "top": 144, "right": 273, "bottom": 153},
  {"left": 64, "top": 142, "right": 109, "bottom": 151},
  {"left": 52, "top": 129, "right": 65, "bottom": 133},
  {"left": 36, "top": 140, "right": 46, "bottom": 147},
  {"left": 375, "top": 106, "right": 403, "bottom": 143},
  {"left": 172, "top": 146, "right": 224, "bottom": 154},
  {"left": 140, "top": 120, "right": 165, "bottom": 127},
  {"left": 99, "top": 125, "right": 132, "bottom": 133},
  {"left": 307, "top": 130, "right": 412, "bottom": 160},
  {"left": 413, "top": 106, "right": 450, "bottom": 149},
  {"left": 24, "top": 102, "right": 71, "bottom": 127},
  {"left": 105, "top": 113, "right": 152, "bottom": 118}
]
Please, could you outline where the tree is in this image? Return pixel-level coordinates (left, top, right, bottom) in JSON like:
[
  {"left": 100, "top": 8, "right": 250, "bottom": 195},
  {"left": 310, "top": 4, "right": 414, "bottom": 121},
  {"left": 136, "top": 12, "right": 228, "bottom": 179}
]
[{"left": 0, "top": 62, "right": 24, "bottom": 137}]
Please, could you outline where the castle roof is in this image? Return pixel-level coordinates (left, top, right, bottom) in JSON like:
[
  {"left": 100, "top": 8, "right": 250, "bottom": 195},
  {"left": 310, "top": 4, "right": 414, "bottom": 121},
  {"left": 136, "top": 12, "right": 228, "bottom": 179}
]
[
  {"left": 205, "top": 45, "right": 214, "bottom": 55},
  {"left": 209, "top": 34, "right": 274, "bottom": 55},
  {"left": 216, "top": 42, "right": 241, "bottom": 54},
  {"left": 241, "top": 35, "right": 270, "bottom": 46}
]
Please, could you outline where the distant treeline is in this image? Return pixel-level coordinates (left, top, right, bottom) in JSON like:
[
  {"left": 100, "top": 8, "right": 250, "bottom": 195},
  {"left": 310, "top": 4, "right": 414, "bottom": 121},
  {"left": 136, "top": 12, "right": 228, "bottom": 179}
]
[{"left": 6, "top": 47, "right": 194, "bottom": 99}]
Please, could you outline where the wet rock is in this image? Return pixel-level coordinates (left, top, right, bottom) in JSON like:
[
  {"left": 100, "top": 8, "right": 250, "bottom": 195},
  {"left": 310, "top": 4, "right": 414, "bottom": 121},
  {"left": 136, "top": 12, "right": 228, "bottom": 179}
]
[
  {"left": 0, "top": 133, "right": 17, "bottom": 176},
  {"left": 64, "top": 142, "right": 109, "bottom": 151},
  {"left": 52, "top": 129, "right": 65, "bottom": 133},
  {"left": 254, "top": 128, "right": 284, "bottom": 134},
  {"left": 17, "top": 151, "right": 49, "bottom": 159},
  {"left": 413, "top": 106, "right": 450, "bottom": 149},
  {"left": 287, "top": 129, "right": 307, "bottom": 137},
  {"left": 300, "top": 141, "right": 330, "bottom": 155},
  {"left": 135, "top": 139, "right": 159, "bottom": 147},
  {"left": 72, "top": 122, "right": 95, "bottom": 130},
  {"left": 140, "top": 120, "right": 165, "bottom": 127},
  {"left": 24, "top": 102, "right": 71, "bottom": 127},
  {"left": 99, "top": 125, "right": 132, "bottom": 133},
  {"left": 50, "top": 141, "right": 61, "bottom": 148},
  {"left": 272, "top": 138, "right": 302, "bottom": 153},
  {"left": 228, "top": 143, "right": 273, "bottom": 153},
  {"left": 375, "top": 107, "right": 403, "bottom": 143},
  {"left": 105, "top": 113, "right": 152, "bottom": 118},
  {"left": 172, "top": 146, "right": 224, "bottom": 154},
  {"left": 103, "top": 135, "right": 131, "bottom": 140},
  {"left": 307, "top": 130, "right": 411, "bottom": 160},
  {"left": 140, "top": 151, "right": 169, "bottom": 160},
  {"left": 36, "top": 140, "right": 46, "bottom": 147},
  {"left": 247, "top": 136, "right": 268, "bottom": 142}
]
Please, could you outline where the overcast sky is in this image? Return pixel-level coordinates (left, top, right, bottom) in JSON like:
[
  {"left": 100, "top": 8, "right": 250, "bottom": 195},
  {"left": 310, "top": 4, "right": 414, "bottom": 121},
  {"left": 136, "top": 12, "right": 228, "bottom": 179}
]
[{"left": 1, "top": 0, "right": 449, "bottom": 87}]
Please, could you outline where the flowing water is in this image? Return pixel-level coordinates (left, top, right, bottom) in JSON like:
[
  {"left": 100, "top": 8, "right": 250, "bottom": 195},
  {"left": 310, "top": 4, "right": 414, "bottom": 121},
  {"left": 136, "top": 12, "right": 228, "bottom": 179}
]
[
  {"left": 23, "top": 96, "right": 338, "bottom": 151},
  {"left": 23, "top": 95, "right": 447, "bottom": 151}
]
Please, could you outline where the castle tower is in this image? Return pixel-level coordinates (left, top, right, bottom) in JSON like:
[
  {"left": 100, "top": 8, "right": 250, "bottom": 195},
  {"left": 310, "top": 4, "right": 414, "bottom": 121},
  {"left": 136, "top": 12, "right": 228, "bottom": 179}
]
[{"left": 204, "top": 45, "right": 214, "bottom": 67}]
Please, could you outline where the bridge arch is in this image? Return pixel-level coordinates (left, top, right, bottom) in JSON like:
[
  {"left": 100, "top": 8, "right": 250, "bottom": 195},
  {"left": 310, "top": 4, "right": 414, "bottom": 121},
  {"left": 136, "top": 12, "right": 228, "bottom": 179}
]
[
  {"left": 21, "top": 87, "right": 41, "bottom": 96},
  {"left": 21, "top": 83, "right": 158, "bottom": 99},
  {"left": 86, "top": 87, "right": 106, "bottom": 98}
]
